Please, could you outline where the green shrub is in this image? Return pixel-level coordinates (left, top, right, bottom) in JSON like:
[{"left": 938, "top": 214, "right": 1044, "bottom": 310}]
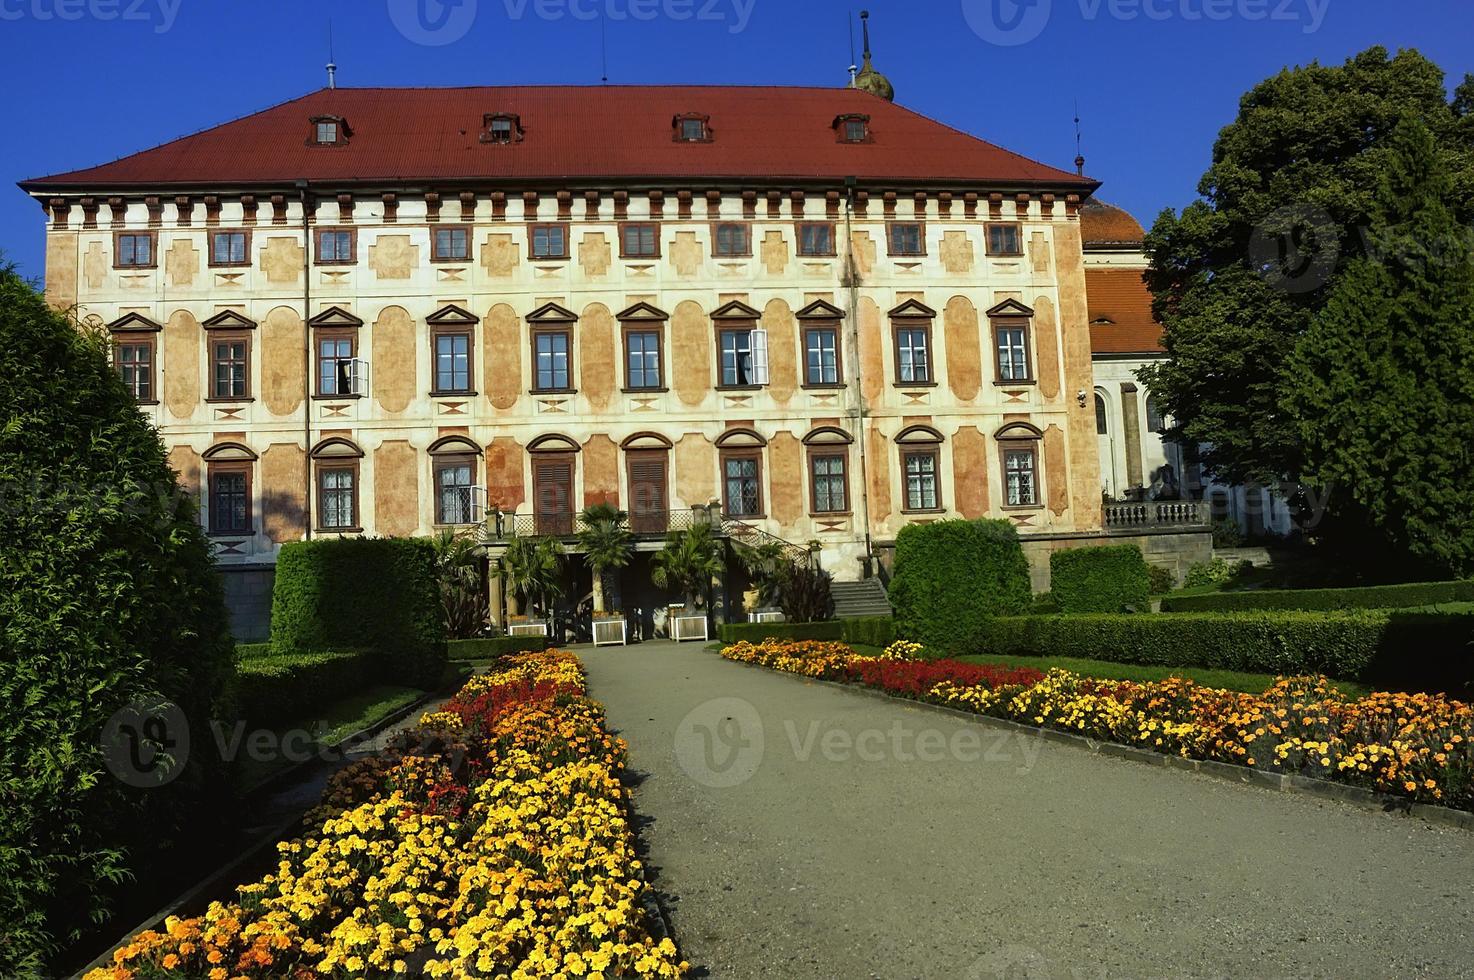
[
  {"left": 1029, "top": 591, "right": 1061, "bottom": 614},
  {"left": 236, "top": 642, "right": 272, "bottom": 661},
  {"left": 1212, "top": 519, "right": 1247, "bottom": 548},
  {"left": 1147, "top": 565, "right": 1176, "bottom": 595},
  {"left": 0, "top": 267, "right": 236, "bottom": 974},
  {"left": 841, "top": 616, "right": 896, "bottom": 648},
  {"left": 228, "top": 650, "right": 374, "bottom": 728},
  {"left": 271, "top": 538, "right": 447, "bottom": 689},
  {"left": 888, "top": 519, "right": 1031, "bottom": 656},
  {"left": 779, "top": 563, "right": 835, "bottom": 623},
  {"left": 975, "top": 610, "right": 1474, "bottom": 690},
  {"left": 1162, "top": 579, "right": 1474, "bottom": 613},
  {"left": 447, "top": 635, "right": 549, "bottom": 660},
  {"left": 718, "top": 620, "right": 846, "bottom": 644},
  {"left": 1050, "top": 545, "right": 1151, "bottom": 613},
  {"left": 1184, "top": 557, "right": 1236, "bottom": 589}
]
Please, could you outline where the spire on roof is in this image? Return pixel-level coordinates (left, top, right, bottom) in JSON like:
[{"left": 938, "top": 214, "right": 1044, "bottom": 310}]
[
  {"left": 853, "top": 10, "right": 894, "bottom": 102},
  {"left": 1074, "top": 102, "right": 1085, "bottom": 176},
  {"left": 326, "top": 20, "right": 337, "bottom": 90}
]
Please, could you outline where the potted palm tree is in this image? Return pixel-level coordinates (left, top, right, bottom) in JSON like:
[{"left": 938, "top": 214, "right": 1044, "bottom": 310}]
[
  {"left": 497, "top": 535, "right": 565, "bottom": 635},
  {"left": 432, "top": 528, "right": 486, "bottom": 638},
  {"left": 651, "top": 523, "right": 724, "bottom": 640},
  {"left": 734, "top": 539, "right": 790, "bottom": 619},
  {"left": 576, "top": 501, "right": 634, "bottom": 621}
]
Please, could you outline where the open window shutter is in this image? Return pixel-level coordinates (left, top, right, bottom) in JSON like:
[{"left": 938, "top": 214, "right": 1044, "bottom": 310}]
[{"left": 749, "top": 328, "right": 769, "bottom": 385}]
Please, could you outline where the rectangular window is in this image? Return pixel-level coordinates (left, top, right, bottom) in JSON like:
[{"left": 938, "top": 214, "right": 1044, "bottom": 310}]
[
  {"left": 986, "top": 222, "right": 1023, "bottom": 256},
  {"left": 433, "top": 226, "right": 470, "bottom": 261},
  {"left": 434, "top": 332, "right": 472, "bottom": 394},
  {"left": 487, "top": 117, "right": 514, "bottom": 142},
  {"left": 844, "top": 118, "right": 868, "bottom": 142},
  {"left": 621, "top": 223, "right": 659, "bottom": 258},
  {"left": 713, "top": 222, "right": 750, "bottom": 257},
  {"left": 797, "top": 222, "right": 835, "bottom": 257},
  {"left": 903, "top": 450, "right": 940, "bottom": 511},
  {"left": 315, "top": 121, "right": 338, "bottom": 144},
  {"left": 720, "top": 329, "right": 754, "bottom": 386},
  {"left": 209, "top": 467, "right": 251, "bottom": 535},
  {"left": 723, "top": 454, "right": 762, "bottom": 518},
  {"left": 625, "top": 329, "right": 663, "bottom": 390},
  {"left": 994, "top": 320, "right": 1032, "bottom": 382},
  {"left": 810, "top": 454, "right": 848, "bottom": 514},
  {"left": 534, "top": 331, "right": 571, "bottom": 391},
  {"left": 679, "top": 117, "right": 707, "bottom": 141},
  {"left": 435, "top": 459, "right": 476, "bottom": 525},
  {"left": 888, "top": 222, "right": 925, "bottom": 256},
  {"left": 895, "top": 325, "right": 931, "bottom": 384},
  {"left": 116, "top": 340, "right": 154, "bottom": 401},
  {"left": 316, "top": 229, "right": 355, "bottom": 264},
  {"left": 209, "top": 230, "right": 248, "bottom": 267},
  {"left": 1004, "top": 446, "right": 1039, "bottom": 507},
  {"left": 317, "top": 334, "right": 356, "bottom": 396},
  {"left": 530, "top": 223, "right": 569, "bottom": 259},
  {"left": 211, "top": 337, "right": 249, "bottom": 399},
  {"left": 116, "top": 232, "right": 154, "bottom": 268},
  {"left": 318, "top": 466, "right": 357, "bottom": 530},
  {"left": 804, "top": 327, "right": 840, "bottom": 386}
]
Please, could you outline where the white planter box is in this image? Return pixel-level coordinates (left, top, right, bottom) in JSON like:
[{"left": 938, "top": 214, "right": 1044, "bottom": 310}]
[
  {"left": 671, "top": 614, "right": 709, "bottom": 643},
  {"left": 508, "top": 622, "right": 549, "bottom": 638},
  {"left": 592, "top": 619, "right": 627, "bottom": 647},
  {"left": 749, "top": 610, "right": 785, "bottom": 624}
]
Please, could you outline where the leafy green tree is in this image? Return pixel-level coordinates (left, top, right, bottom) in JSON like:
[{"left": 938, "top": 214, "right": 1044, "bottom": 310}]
[
  {"left": 496, "top": 535, "right": 564, "bottom": 619},
  {"left": 575, "top": 502, "right": 633, "bottom": 614},
  {"left": 1285, "top": 118, "right": 1474, "bottom": 575},
  {"left": 0, "top": 264, "right": 235, "bottom": 973},
  {"left": 431, "top": 529, "right": 485, "bottom": 638},
  {"left": 650, "top": 523, "right": 724, "bottom": 610},
  {"left": 1141, "top": 47, "right": 1474, "bottom": 491}
]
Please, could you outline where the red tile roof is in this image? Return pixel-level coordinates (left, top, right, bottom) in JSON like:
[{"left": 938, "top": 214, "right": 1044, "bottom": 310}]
[
  {"left": 1080, "top": 198, "right": 1146, "bottom": 248},
  {"left": 22, "top": 85, "right": 1099, "bottom": 191},
  {"left": 1087, "top": 268, "right": 1164, "bottom": 355}
]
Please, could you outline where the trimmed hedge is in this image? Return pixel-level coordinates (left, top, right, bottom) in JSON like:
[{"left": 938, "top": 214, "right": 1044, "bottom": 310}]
[
  {"left": 236, "top": 642, "right": 272, "bottom": 661},
  {"left": 1161, "top": 579, "right": 1474, "bottom": 613},
  {"left": 271, "top": 538, "right": 446, "bottom": 688},
  {"left": 447, "top": 636, "right": 549, "bottom": 660},
  {"left": 888, "top": 519, "right": 1031, "bottom": 656},
  {"left": 1050, "top": 545, "right": 1151, "bottom": 613},
  {"left": 842, "top": 616, "right": 897, "bottom": 648},
  {"left": 975, "top": 610, "right": 1474, "bottom": 690},
  {"left": 228, "top": 649, "right": 375, "bottom": 728},
  {"left": 719, "top": 620, "right": 845, "bottom": 644}
]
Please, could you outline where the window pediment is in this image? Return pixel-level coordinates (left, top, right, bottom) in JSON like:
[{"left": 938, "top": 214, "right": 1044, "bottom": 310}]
[
  {"left": 308, "top": 306, "right": 364, "bottom": 329},
  {"left": 802, "top": 426, "right": 854, "bottom": 446},
  {"left": 426, "top": 304, "right": 480, "bottom": 326},
  {"left": 107, "top": 312, "right": 162, "bottom": 333},
  {"left": 526, "top": 302, "right": 578, "bottom": 324},
  {"left": 888, "top": 299, "right": 937, "bottom": 319},
  {"left": 986, "top": 298, "right": 1035, "bottom": 318},
  {"left": 715, "top": 427, "right": 767, "bottom": 449},
  {"left": 796, "top": 299, "right": 846, "bottom": 320},
  {"left": 711, "top": 300, "right": 762, "bottom": 320},
  {"left": 202, "top": 441, "right": 257, "bottom": 462},
  {"left": 616, "top": 301, "right": 669, "bottom": 322},
  {"left": 995, "top": 421, "right": 1043, "bottom": 440},
  {"left": 429, "top": 435, "right": 482, "bottom": 456},
  {"left": 621, "top": 431, "right": 673, "bottom": 451},
  {"left": 527, "top": 433, "right": 581, "bottom": 454},
  {"left": 895, "top": 424, "right": 944, "bottom": 445},
  {"left": 202, "top": 310, "right": 257, "bottom": 331},
  {"left": 311, "top": 437, "right": 364, "bottom": 459}
]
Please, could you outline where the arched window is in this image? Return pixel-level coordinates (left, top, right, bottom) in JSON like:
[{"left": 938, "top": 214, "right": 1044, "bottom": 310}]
[
  {"left": 1095, "top": 392, "right": 1109, "bottom": 436},
  {"left": 1146, "top": 395, "right": 1165, "bottom": 434},
  {"left": 310, "top": 438, "right": 364, "bottom": 531}
]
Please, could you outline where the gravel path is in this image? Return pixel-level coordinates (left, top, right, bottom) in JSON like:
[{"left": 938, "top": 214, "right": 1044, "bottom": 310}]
[{"left": 581, "top": 642, "right": 1474, "bottom": 980}]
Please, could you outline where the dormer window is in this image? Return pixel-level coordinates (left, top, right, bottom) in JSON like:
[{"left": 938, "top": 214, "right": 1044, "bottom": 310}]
[
  {"left": 310, "top": 115, "right": 349, "bottom": 146},
  {"left": 835, "top": 113, "right": 871, "bottom": 143},
  {"left": 674, "top": 113, "right": 711, "bottom": 143},
  {"left": 481, "top": 113, "right": 523, "bottom": 144}
]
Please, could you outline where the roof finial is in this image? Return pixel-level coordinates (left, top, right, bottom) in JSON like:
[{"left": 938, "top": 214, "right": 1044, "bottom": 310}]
[
  {"left": 1074, "top": 101, "right": 1085, "bottom": 176},
  {"left": 326, "top": 20, "right": 337, "bottom": 90},
  {"left": 847, "top": 12, "right": 858, "bottom": 87},
  {"left": 852, "top": 10, "right": 894, "bottom": 101}
]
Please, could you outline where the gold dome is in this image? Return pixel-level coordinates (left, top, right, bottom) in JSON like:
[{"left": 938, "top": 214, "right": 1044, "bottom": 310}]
[{"left": 852, "top": 11, "right": 894, "bottom": 102}]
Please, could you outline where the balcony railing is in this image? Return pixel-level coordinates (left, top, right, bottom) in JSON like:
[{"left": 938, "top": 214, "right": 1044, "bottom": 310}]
[
  {"left": 1104, "top": 499, "right": 1209, "bottom": 530},
  {"left": 480, "top": 506, "right": 720, "bottom": 543}
]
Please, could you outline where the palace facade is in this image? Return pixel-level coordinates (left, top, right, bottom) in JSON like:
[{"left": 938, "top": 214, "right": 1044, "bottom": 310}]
[{"left": 24, "top": 81, "right": 1126, "bottom": 630}]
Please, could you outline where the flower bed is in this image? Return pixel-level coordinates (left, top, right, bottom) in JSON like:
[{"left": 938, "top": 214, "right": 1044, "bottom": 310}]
[
  {"left": 722, "top": 640, "right": 1474, "bottom": 811},
  {"left": 90, "top": 651, "right": 687, "bottom": 979}
]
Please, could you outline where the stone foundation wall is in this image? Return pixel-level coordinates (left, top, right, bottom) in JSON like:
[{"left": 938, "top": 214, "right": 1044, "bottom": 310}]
[{"left": 220, "top": 564, "right": 275, "bottom": 642}]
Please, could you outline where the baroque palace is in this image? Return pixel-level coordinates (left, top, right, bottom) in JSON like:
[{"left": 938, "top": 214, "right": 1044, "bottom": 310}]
[{"left": 22, "top": 57, "right": 1210, "bottom": 636}]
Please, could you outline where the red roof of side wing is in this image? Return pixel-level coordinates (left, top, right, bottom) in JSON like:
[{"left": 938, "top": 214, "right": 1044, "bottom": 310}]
[{"left": 22, "top": 85, "right": 1099, "bottom": 190}]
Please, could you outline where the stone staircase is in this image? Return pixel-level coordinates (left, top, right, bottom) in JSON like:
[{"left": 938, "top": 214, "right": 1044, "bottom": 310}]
[{"left": 831, "top": 578, "right": 893, "bottom": 620}]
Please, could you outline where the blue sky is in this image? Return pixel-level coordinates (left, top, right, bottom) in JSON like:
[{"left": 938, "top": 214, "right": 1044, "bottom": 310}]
[{"left": 2, "top": 0, "right": 1470, "bottom": 281}]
